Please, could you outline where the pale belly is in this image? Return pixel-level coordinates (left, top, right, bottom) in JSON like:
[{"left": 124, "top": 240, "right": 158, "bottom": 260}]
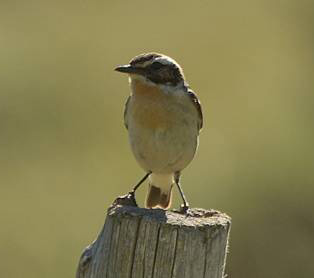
[{"left": 127, "top": 94, "right": 199, "bottom": 173}]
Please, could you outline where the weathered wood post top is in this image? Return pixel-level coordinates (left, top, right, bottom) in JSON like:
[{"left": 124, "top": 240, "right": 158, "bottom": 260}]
[{"left": 77, "top": 200, "right": 231, "bottom": 278}]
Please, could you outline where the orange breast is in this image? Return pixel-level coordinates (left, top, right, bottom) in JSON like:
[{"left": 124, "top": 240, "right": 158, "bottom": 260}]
[{"left": 131, "top": 80, "right": 173, "bottom": 129}]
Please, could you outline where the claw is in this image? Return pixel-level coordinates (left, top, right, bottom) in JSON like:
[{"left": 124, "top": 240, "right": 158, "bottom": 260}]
[
  {"left": 180, "top": 203, "right": 190, "bottom": 214},
  {"left": 127, "top": 191, "right": 137, "bottom": 206},
  {"left": 112, "top": 191, "right": 138, "bottom": 207}
]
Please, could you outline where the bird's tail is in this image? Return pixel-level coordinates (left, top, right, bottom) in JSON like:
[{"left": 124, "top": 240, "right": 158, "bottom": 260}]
[{"left": 146, "top": 173, "right": 174, "bottom": 209}]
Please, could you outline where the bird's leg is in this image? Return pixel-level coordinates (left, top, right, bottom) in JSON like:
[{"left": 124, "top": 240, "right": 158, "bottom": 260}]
[
  {"left": 128, "top": 171, "right": 151, "bottom": 198},
  {"left": 113, "top": 172, "right": 151, "bottom": 207},
  {"left": 174, "top": 172, "right": 190, "bottom": 213}
]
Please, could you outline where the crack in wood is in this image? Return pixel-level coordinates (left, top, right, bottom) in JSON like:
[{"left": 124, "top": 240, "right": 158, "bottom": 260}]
[
  {"left": 129, "top": 218, "right": 142, "bottom": 278},
  {"left": 170, "top": 228, "right": 178, "bottom": 277},
  {"left": 151, "top": 224, "right": 161, "bottom": 278}
]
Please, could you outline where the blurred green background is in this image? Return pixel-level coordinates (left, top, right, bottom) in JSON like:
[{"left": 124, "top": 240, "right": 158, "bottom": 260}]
[{"left": 1, "top": 0, "right": 314, "bottom": 277}]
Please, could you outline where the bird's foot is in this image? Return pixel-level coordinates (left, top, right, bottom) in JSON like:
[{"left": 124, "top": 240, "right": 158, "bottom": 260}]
[
  {"left": 112, "top": 190, "right": 138, "bottom": 207},
  {"left": 179, "top": 203, "right": 191, "bottom": 215}
]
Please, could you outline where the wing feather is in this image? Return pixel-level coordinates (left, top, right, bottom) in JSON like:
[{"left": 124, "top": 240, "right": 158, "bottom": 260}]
[
  {"left": 187, "top": 89, "right": 203, "bottom": 131},
  {"left": 123, "top": 96, "right": 131, "bottom": 129}
]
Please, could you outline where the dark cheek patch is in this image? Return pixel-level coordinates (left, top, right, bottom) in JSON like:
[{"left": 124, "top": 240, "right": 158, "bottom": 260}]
[{"left": 147, "top": 66, "right": 182, "bottom": 85}]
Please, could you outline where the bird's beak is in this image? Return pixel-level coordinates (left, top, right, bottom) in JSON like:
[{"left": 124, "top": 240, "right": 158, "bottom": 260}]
[{"left": 114, "top": 64, "right": 143, "bottom": 74}]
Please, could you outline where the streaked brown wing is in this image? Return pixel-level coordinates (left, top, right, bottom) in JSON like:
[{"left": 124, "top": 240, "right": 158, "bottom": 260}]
[
  {"left": 187, "top": 89, "right": 203, "bottom": 131},
  {"left": 123, "top": 96, "right": 131, "bottom": 129}
]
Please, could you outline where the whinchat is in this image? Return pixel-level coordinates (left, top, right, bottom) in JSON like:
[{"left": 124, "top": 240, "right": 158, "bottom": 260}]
[{"left": 115, "top": 53, "right": 203, "bottom": 212}]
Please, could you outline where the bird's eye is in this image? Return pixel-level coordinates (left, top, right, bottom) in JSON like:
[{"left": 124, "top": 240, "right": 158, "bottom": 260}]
[{"left": 150, "top": 61, "right": 163, "bottom": 70}]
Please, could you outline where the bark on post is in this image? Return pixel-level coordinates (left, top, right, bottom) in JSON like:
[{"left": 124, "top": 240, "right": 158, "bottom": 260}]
[{"left": 76, "top": 199, "right": 231, "bottom": 278}]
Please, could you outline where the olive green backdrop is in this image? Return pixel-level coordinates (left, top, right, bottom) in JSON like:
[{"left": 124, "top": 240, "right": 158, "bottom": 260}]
[{"left": 1, "top": 1, "right": 313, "bottom": 277}]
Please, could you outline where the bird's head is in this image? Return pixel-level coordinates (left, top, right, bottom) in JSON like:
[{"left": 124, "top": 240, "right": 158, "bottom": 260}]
[{"left": 115, "top": 53, "right": 185, "bottom": 87}]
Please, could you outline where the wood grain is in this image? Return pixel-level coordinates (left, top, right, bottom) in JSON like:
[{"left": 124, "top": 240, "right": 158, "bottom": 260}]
[{"left": 76, "top": 203, "right": 231, "bottom": 278}]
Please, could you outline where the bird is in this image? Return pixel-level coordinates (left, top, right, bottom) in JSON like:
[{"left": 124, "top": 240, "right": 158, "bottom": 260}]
[{"left": 115, "top": 53, "right": 203, "bottom": 212}]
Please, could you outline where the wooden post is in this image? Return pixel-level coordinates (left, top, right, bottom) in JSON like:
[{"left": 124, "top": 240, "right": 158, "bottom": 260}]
[{"left": 76, "top": 197, "right": 231, "bottom": 278}]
